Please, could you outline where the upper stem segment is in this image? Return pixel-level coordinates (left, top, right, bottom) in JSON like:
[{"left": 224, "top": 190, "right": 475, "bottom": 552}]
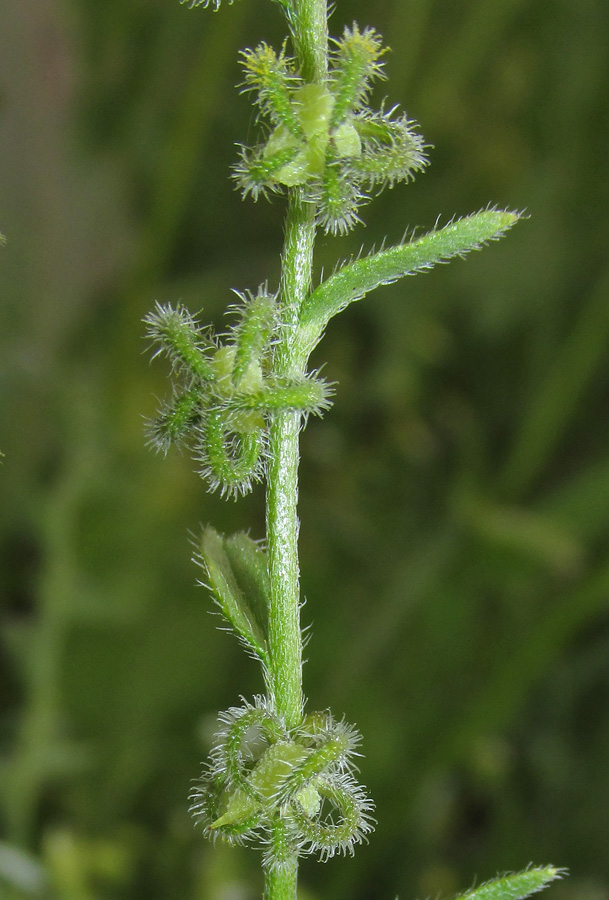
[
  {"left": 266, "top": 191, "right": 316, "bottom": 731},
  {"left": 287, "top": 0, "right": 328, "bottom": 82}
]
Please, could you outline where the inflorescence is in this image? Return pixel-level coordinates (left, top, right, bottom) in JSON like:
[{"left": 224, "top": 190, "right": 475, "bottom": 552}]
[
  {"left": 190, "top": 697, "right": 374, "bottom": 870},
  {"left": 235, "top": 24, "right": 428, "bottom": 234},
  {"left": 144, "top": 5, "right": 521, "bottom": 879},
  {"left": 144, "top": 290, "right": 332, "bottom": 497}
]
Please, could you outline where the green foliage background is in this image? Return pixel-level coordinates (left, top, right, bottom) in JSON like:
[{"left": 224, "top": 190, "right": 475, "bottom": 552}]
[{"left": 1, "top": 0, "right": 608, "bottom": 898}]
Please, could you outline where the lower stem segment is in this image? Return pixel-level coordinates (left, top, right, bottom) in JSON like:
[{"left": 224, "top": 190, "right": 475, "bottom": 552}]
[
  {"left": 264, "top": 192, "right": 316, "bottom": 900},
  {"left": 266, "top": 190, "right": 316, "bottom": 728},
  {"left": 266, "top": 407, "right": 303, "bottom": 730}
]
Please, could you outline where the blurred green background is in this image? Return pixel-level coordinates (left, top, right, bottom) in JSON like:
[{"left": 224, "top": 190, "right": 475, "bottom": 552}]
[{"left": 1, "top": 0, "right": 608, "bottom": 898}]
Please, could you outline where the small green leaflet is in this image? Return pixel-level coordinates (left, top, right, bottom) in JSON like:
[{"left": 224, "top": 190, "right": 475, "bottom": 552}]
[{"left": 198, "top": 526, "right": 270, "bottom": 663}]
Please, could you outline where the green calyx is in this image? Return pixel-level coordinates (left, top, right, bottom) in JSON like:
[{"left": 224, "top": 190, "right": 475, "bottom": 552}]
[
  {"left": 144, "top": 291, "right": 332, "bottom": 496},
  {"left": 189, "top": 699, "right": 374, "bottom": 866},
  {"left": 235, "top": 24, "right": 427, "bottom": 234},
  {"left": 211, "top": 741, "right": 308, "bottom": 829}
]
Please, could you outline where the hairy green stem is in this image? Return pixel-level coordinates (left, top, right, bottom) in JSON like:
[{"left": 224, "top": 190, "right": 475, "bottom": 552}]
[
  {"left": 266, "top": 408, "right": 304, "bottom": 726},
  {"left": 263, "top": 133, "right": 318, "bottom": 900},
  {"left": 263, "top": 856, "right": 300, "bottom": 900},
  {"left": 264, "top": 13, "right": 327, "bottom": 890},
  {"left": 287, "top": 0, "right": 328, "bottom": 82},
  {"left": 266, "top": 190, "right": 316, "bottom": 727}
]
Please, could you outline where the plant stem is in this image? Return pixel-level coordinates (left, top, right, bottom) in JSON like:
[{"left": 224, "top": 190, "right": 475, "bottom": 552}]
[
  {"left": 263, "top": 853, "right": 300, "bottom": 900},
  {"left": 264, "top": 191, "right": 316, "bottom": 900},
  {"left": 266, "top": 190, "right": 316, "bottom": 728},
  {"left": 289, "top": 0, "right": 329, "bottom": 82},
  {"left": 264, "top": 5, "right": 327, "bottom": 896},
  {"left": 266, "top": 405, "right": 304, "bottom": 727}
]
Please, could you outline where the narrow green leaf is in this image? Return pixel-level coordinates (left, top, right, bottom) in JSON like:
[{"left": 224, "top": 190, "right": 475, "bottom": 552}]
[
  {"left": 457, "top": 867, "right": 565, "bottom": 900},
  {"left": 298, "top": 209, "right": 521, "bottom": 354},
  {"left": 198, "top": 526, "right": 269, "bottom": 661},
  {"left": 224, "top": 532, "right": 270, "bottom": 643}
]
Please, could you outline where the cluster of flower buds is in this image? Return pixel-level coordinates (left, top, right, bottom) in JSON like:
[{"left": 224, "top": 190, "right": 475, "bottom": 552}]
[
  {"left": 190, "top": 697, "right": 374, "bottom": 869},
  {"left": 234, "top": 24, "right": 428, "bottom": 234},
  {"left": 144, "top": 291, "right": 332, "bottom": 496}
]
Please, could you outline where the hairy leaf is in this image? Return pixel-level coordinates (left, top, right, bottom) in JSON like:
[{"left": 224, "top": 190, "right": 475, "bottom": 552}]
[
  {"left": 456, "top": 867, "right": 566, "bottom": 900},
  {"left": 198, "top": 526, "right": 269, "bottom": 661},
  {"left": 299, "top": 209, "right": 521, "bottom": 355},
  {"left": 223, "top": 532, "right": 270, "bottom": 643}
]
